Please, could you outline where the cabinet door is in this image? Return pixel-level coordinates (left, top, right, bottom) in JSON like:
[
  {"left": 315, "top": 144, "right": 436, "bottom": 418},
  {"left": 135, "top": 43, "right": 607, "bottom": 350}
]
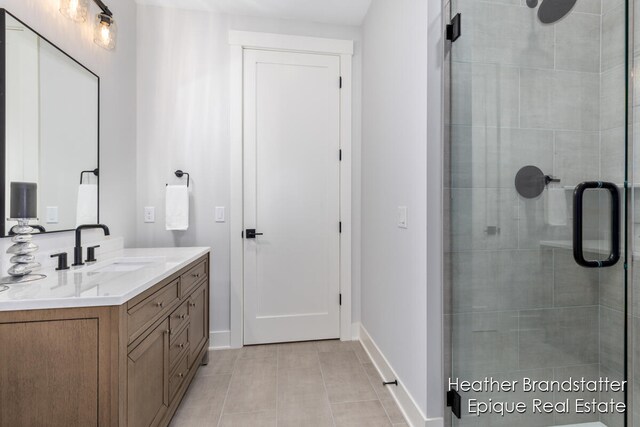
[
  {"left": 0, "top": 319, "right": 99, "bottom": 427},
  {"left": 188, "top": 284, "right": 208, "bottom": 366},
  {"left": 127, "top": 319, "right": 170, "bottom": 427}
]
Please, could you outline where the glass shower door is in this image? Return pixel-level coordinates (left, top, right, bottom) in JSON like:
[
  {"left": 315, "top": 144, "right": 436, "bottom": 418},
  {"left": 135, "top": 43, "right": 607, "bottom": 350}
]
[{"left": 445, "top": 1, "right": 629, "bottom": 426}]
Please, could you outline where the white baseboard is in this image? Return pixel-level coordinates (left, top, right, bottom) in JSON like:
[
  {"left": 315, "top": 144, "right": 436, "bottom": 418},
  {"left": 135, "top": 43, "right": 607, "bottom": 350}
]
[
  {"left": 351, "top": 322, "right": 361, "bottom": 340},
  {"left": 359, "top": 325, "right": 444, "bottom": 427},
  {"left": 209, "top": 330, "right": 231, "bottom": 349}
]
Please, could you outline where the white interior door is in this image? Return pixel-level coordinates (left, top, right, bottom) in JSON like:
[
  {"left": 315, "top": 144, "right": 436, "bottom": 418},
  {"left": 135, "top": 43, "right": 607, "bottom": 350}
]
[{"left": 243, "top": 49, "right": 341, "bottom": 345}]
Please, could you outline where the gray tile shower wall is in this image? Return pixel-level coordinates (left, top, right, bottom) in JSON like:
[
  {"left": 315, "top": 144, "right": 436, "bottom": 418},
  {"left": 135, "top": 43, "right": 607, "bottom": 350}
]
[
  {"left": 520, "top": 68, "right": 599, "bottom": 131},
  {"left": 556, "top": 12, "right": 601, "bottom": 72}
]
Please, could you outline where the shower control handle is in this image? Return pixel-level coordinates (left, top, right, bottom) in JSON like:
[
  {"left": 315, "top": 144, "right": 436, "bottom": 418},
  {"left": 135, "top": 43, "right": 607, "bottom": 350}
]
[{"left": 573, "top": 181, "right": 620, "bottom": 268}]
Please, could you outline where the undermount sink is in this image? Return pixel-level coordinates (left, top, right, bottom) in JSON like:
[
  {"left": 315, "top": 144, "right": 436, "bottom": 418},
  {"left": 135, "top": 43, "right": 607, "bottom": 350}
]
[
  {"left": 92, "top": 262, "right": 151, "bottom": 273},
  {"left": 85, "top": 257, "right": 166, "bottom": 273}
]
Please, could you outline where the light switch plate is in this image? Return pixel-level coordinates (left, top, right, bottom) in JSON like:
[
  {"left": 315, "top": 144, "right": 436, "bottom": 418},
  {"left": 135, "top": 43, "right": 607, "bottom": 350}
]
[
  {"left": 144, "top": 207, "right": 155, "bottom": 223},
  {"left": 215, "top": 207, "right": 225, "bottom": 223},
  {"left": 397, "top": 206, "right": 408, "bottom": 229},
  {"left": 46, "top": 207, "right": 59, "bottom": 224}
]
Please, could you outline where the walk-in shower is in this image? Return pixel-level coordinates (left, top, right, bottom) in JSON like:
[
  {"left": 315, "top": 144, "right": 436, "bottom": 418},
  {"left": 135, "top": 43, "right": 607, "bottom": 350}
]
[{"left": 444, "top": 0, "right": 632, "bottom": 426}]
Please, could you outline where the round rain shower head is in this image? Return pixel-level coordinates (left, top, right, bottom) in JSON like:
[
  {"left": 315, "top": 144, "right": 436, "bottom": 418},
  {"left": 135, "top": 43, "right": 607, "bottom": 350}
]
[
  {"left": 526, "top": 0, "right": 577, "bottom": 24},
  {"left": 536, "top": 0, "right": 578, "bottom": 24}
]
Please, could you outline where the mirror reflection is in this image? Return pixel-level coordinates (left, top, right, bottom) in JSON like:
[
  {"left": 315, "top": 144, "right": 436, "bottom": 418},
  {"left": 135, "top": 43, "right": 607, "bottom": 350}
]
[{"left": 3, "top": 12, "right": 99, "bottom": 236}]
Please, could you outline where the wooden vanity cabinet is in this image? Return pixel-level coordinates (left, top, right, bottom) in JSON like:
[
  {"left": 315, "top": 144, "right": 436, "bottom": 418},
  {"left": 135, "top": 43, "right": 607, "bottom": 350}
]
[{"left": 0, "top": 253, "right": 210, "bottom": 427}]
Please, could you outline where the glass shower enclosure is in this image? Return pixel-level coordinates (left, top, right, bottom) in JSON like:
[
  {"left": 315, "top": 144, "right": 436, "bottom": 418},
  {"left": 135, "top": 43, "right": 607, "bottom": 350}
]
[{"left": 444, "top": 0, "right": 632, "bottom": 426}]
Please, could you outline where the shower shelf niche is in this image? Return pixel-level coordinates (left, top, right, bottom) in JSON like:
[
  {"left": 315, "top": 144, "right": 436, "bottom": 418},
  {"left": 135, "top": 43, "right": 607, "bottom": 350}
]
[
  {"left": 562, "top": 183, "right": 640, "bottom": 190},
  {"left": 540, "top": 240, "right": 638, "bottom": 259}
]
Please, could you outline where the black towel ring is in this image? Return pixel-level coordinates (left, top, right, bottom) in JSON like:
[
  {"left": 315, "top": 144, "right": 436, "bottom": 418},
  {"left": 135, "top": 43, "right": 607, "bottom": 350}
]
[
  {"left": 166, "top": 170, "right": 190, "bottom": 187},
  {"left": 80, "top": 168, "right": 99, "bottom": 184}
]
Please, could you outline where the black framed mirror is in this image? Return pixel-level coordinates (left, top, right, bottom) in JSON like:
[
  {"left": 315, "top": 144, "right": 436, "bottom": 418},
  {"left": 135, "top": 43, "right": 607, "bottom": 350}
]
[{"left": 0, "top": 9, "right": 99, "bottom": 237}]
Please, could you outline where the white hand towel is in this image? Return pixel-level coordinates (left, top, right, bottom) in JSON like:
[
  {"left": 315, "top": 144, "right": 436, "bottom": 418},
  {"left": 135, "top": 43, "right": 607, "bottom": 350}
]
[
  {"left": 76, "top": 184, "right": 98, "bottom": 227},
  {"left": 545, "top": 188, "right": 567, "bottom": 226},
  {"left": 166, "top": 185, "right": 189, "bottom": 231}
]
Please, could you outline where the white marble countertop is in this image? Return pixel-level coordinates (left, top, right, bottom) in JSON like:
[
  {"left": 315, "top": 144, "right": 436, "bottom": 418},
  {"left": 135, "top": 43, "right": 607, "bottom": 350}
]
[{"left": 0, "top": 247, "right": 210, "bottom": 312}]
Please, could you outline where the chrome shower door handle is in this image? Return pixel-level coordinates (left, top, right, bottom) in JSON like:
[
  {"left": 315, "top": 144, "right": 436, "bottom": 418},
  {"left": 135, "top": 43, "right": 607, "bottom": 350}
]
[{"left": 573, "top": 181, "right": 620, "bottom": 268}]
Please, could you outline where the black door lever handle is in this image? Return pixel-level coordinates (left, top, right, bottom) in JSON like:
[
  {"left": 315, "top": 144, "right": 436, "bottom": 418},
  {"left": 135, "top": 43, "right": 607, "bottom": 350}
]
[{"left": 245, "top": 229, "right": 263, "bottom": 239}]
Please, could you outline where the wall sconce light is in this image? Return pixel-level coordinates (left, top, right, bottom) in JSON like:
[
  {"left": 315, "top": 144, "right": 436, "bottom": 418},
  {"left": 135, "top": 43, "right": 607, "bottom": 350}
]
[
  {"left": 59, "top": 0, "right": 89, "bottom": 23},
  {"left": 93, "top": 12, "right": 116, "bottom": 50},
  {"left": 60, "top": 0, "right": 117, "bottom": 51}
]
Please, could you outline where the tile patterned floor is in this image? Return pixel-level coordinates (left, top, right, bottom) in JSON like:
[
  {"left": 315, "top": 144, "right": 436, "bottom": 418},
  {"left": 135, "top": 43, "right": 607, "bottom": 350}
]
[{"left": 169, "top": 340, "right": 409, "bottom": 427}]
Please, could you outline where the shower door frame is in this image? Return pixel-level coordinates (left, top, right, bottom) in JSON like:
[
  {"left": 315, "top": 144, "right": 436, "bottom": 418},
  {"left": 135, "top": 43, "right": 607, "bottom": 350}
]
[
  {"left": 442, "top": 0, "right": 636, "bottom": 425},
  {"left": 624, "top": 1, "right": 635, "bottom": 426}
]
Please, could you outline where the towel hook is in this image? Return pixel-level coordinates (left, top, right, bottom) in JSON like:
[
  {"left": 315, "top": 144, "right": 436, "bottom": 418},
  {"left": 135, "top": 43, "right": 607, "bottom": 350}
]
[
  {"left": 80, "top": 168, "right": 99, "bottom": 184},
  {"left": 167, "top": 170, "right": 190, "bottom": 187}
]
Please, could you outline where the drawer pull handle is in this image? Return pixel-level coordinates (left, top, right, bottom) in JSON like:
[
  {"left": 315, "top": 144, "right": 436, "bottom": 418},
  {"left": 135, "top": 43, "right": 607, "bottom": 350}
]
[
  {"left": 192, "top": 273, "right": 201, "bottom": 278},
  {"left": 178, "top": 372, "right": 184, "bottom": 378},
  {"left": 180, "top": 314, "right": 187, "bottom": 319},
  {"left": 156, "top": 301, "right": 164, "bottom": 308},
  {"left": 165, "top": 329, "right": 171, "bottom": 335},
  {"left": 189, "top": 302, "right": 196, "bottom": 307},
  {"left": 178, "top": 343, "right": 185, "bottom": 349}
]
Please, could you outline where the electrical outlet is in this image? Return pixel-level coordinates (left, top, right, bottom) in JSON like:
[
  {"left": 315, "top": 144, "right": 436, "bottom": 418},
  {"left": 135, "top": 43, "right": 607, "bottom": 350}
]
[
  {"left": 215, "top": 207, "right": 225, "bottom": 223},
  {"left": 144, "top": 207, "right": 155, "bottom": 223},
  {"left": 397, "top": 206, "right": 408, "bottom": 229},
  {"left": 46, "top": 207, "right": 59, "bottom": 224}
]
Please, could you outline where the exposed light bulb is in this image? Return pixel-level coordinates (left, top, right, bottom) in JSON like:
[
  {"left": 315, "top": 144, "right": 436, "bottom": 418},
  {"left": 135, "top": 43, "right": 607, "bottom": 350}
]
[
  {"left": 100, "top": 23, "right": 109, "bottom": 42},
  {"left": 59, "top": 0, "right": 88, "bottom": 23}
]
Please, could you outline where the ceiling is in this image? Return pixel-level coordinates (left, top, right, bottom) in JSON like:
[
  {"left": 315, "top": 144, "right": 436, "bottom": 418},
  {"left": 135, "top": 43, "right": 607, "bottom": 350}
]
[{"left": 134, "top": 0, "right": 373, "bottom": 26}]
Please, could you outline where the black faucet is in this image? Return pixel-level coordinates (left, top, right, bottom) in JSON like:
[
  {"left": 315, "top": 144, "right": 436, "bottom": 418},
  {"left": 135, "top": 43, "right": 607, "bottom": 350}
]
[{"left": 73, "top": 224, "right": 110, "bottom": 267}]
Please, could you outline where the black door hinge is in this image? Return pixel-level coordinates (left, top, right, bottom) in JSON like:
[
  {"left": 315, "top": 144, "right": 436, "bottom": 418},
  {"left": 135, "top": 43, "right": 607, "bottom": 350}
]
[
  {"left": 339, "top": 149, "right": 342, "bottom": 161},
  {"left": 339, "top": 76, "right": 343, "bottom": 88},
  {"left": 446, "top": 13, "right": 461, "bottom": 42},
  {"left": 339, "top": 293, "right": 342, "bottom": 306},
  {"left": 447, "top": 390, "right": 462, "bottom": 419},
  {"left": 339, "top": 222, "right": 342, "bottom": 233}
]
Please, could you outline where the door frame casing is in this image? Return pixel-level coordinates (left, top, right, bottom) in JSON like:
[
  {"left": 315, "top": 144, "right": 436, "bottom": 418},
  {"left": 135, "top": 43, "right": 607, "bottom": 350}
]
[{"left": 229, "top": 30, "right": 354, "bottom": 348}]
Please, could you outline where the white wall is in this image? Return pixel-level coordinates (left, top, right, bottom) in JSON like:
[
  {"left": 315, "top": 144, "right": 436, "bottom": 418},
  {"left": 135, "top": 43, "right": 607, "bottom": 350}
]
[
  {"left": 0, "top": 0, "right": 137, "bottom": 247},
  {"left": 135, "top": 4, "right": 362, "bottom": 338},
  {"left": 426, "top": 0, "right": 444, "bottom": 421},
  {"left": 361, "top": 0, "right": 443, "bottom": 421}
]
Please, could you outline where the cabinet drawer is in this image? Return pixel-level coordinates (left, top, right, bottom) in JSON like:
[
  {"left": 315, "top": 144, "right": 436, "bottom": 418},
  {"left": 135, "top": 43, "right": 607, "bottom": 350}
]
[
  {"left": 128, "top": 279, "right": 180, "bottom": 340},
  {"left": 170, "top": 300, "right": 189, "bottom": 335},
  {"left": 169, "top": 352, "right": 189, "bottom": 402},
  {"left": 180, "top": 261, "right": 207, "bottom": 297},
  {"left": 169, "top": 325, "right": 189, "bottom": 369}
]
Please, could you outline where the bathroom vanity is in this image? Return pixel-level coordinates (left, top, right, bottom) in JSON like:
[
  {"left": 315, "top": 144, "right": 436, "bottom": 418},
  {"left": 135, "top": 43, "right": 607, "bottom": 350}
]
[{"left": 0, "top": 247, "right": 210, "bottom": 427}]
